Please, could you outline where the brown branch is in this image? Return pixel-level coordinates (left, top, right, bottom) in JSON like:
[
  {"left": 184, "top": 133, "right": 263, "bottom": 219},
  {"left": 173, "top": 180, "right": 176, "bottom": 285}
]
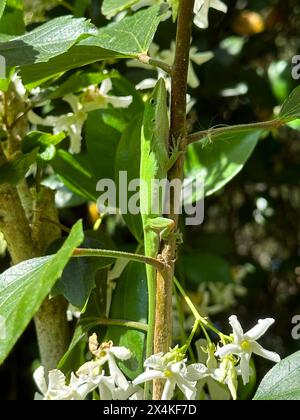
[{"left": 153, "top": 0, "right": 195, "bottom": 400}]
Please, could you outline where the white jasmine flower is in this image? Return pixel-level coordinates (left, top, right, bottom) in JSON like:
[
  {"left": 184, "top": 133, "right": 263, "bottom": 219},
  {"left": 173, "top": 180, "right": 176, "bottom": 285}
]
[
  {"left": 136, "top": 78, "right": 159, "bottom": 90},
  {"left": 88, "top": 334, "right": 132, "bottom": 390},
  {"left": 76, "top": 361, "right": 117, "bottom": 400},
  {"left": 34, "top": 365, "right": 102, "bottom": 401},
  {"left": 34, "top": 367, "right": 76, "bottom": 400},
  {"left": 11, "top": 73, "right": 27, "bottom": 98},
  {"left": 77, "top": 359, "right": 141, "bottom": 400},
  {"left": 133, "top": 353, "right": 207, "bottom": 400},
  {"left": 0, "top": 315, "right": 6, "bottom": 340},
  {"left": 194, "top": 0, "right": 228, "bottom": 29},
  {"left": 195, "top": 340, "right": 231, "bottom": 400},
  {"left": 107, "top": 259, "right": 129, "bottom": 317},
  {"left": 215, "top": 316, "right": 281, "bottom": 385},
  {"left": 28, "top": 95, "right": 87, "bottom": 155},
  {"left": 66, "top": 304, "right": 81, "bottom": 322},
  {"left": 81, "top": 79, "right": 132, "bottom": 112},
  {"left": 28, "top": 79, "right": 132, "bottom": 154},
  {"left": 160, "top": 42, "right": 213, "bottom": 88},
  {"left": 216, "top": 356, "right": 238, "bottom": 400}
]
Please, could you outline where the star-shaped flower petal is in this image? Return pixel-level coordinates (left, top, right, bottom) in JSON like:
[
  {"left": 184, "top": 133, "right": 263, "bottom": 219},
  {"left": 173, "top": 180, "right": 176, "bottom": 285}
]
[
  {"left": 215, "top": 316, "right": 281, "bottom": 385},
  {"left": 133, "top": 352, "right": 207, "bottom": 400},
  {"left": 194, "top": 0, "right": 228, "bottom": 29}
]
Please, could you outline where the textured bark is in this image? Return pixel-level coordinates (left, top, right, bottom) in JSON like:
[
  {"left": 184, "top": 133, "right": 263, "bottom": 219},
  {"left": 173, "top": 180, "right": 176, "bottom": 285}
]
[
  {"left": 153, "top": 0, "right": 195, "bottom": 399},
  {"left": 32, "top": 186, "right": 69, "bottom": 371},
  {"left": 0, "top": 183, "right": 36, "bottom": 263}
]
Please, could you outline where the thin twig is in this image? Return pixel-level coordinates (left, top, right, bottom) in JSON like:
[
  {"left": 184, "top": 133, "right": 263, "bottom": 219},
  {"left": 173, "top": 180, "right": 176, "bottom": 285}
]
[
  {"left": 138, "top": 53, "right": 172, "bottom": 75},
  {"left": 73, "top": 248, "right": 166, "bottom": 272},
  {"left": 187, "top": 119, "right": 284, "bottom": 145},
  {"left": 95, "top": 318, "right": 148, "bottom": 332}
]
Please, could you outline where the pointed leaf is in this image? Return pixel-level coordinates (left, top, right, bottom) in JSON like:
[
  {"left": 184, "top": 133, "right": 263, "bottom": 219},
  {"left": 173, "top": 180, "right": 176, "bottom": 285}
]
[
  {"left": 0, "top": 149, "right": 38, "bottom": 186},
  {"left": 0, "top": 0, "right": 6, "bottom": 20},
  {"left": 21, "top": 131, "right": 66, "bottom": 153},
  {"left": 50, "top": 231, "right": 116, "bottom": 309},
  {"left": 106, "top": 262, "right": 147, "bottom": 380},
  {"left": 254, "top": 351, "right": 300, "bottom": 400},
  {"left": 115, "top": 114, "right": 143, "bottom": 241},
  {"left": 0, "top": 16, "right": 97, "bottom": 66},
  {"left": 51, "top": 150, "right": 98, "bottom": 201},
  {"left": 279, "top": 86, "right": 300, "bottom": 122},
  {"left": 185, "top": 129, "right": 262, "bottom": 203},
  {"left": 0, "top": 0, "right": 24, "bottom": 36},
  {"left": 0, "top": 221, "right": 84, "bottom": 365},
  {"left": 19, "top": 6, "right": 165, "bottom": 85},
  {"left": 102, "top": 0, "right": 139, "bottom": 19}
]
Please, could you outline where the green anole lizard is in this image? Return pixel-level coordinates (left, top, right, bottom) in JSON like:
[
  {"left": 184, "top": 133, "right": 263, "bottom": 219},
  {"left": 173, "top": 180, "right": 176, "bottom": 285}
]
[{"left": 140, "top": 79, "right": 181, "bottom": 363}]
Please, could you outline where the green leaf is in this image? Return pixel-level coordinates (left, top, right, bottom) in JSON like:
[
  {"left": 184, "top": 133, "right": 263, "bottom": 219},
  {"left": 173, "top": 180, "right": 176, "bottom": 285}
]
[
  {"left": 0, "top": 221, "right": 84, "bottom": 365},
  {"left": 74, "top": 0, "right": 90, "bottom": 17},
  {"left": 49, "top": 71, "right": 118, "bottom": 100},
  {"left": 182, "top": 253, "right": 233, "bottom": 286},
  {"left": 103, "top": 76, "right": 144, "bottom": 128},
  {"left": 0, "top": 16, "right": 97, "bottom": 67},
  {"left": 19, "top": 6, "right": 165, "bottom": 85},
  {"left": 185, "top": 129, "right": 262, "bottom": 203},
  {"left": 279, "top": 86, "right": 300, "bottom": 122},
  {"left": 254, "top": 351, "right": 300, "bottom": 400},
  {"left": 58, "top": 318, "right": 98, "bottom": 375},
  {"left": 0, "top": 149, "right": 37, "bottom": 186},
  {"left": 59, "top": 272, "right": 109, "bottom": 375},
  {"left": 20, "top": 42, "right": 119, "bottom": 86},
  {"left": 268, "top": 61, "right": 294, "bottom": 104},
  {"left": 85, "top": 111, "right": 121, "bottom": 182},
  {"left": 287, "top": 119, "right": 300, "bottom": 131},
  {"left": 51, "top": 149, "right": 98, "bottom": 201},
  {"left": 21, "top": 131, "right": 66, "bottom": 153},
  {"left": 97, "top": 5, "right": 164, "bottom": 56},
  {"left": 0, "top": 0, "right": 6, "bottom": 20},
  {"left": 102, "top": 0, "right": 139, "bottom": 19},
  {"left": 115, "top": 114, "right": 143, "bottom": 241},
  {"left": 106, "top": 262, "right": 147, "bottom": 380},
  {"left": 0, "top": 0, "right": 24, "bottom": 36},
  {"left": 51, "top": 231, "right": 116, "bottom": 309}
]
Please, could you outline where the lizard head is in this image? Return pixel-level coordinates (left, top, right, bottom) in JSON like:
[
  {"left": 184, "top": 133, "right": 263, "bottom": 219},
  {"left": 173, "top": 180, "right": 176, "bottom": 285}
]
[{"left": 143, "top": 78, "right": 169, "bottom": 141}]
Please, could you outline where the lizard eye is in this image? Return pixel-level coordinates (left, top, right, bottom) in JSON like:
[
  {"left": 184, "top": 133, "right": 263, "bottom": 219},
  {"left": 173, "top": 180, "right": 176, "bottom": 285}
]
[{"left": 150, "top": 98, "right": 157, "bottom": 106}]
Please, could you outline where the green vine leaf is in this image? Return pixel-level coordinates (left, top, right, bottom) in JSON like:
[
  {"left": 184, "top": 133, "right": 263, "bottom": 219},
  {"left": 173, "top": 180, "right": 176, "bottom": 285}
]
[
  {"left": 185, "top": 129, "right": 262, "bottom": 203},
  {"left": 18, "top": 6, "right": 166, "bottom": 85},
  {"left": 51, "top": 150, "right": 98, "bottom": 202},
  {"left": 0, "top": 15, "right": 97, "bottom": 66},
  {"left": 106, "top": 262, "right": 147, "bottom": 380},
  {"left": 50, "top": 231, "right": 116, "bottom": 309},
  {"left": 102, "top": 0, "right": 139, "bottom": 19},
  {"left": 254, "top": 351, "right": 300, "bottom": 400},
  {"left": 279, "top": 86, "right": 300, "bottom": 122},
  {"left": 0, "top": 221, "right": 84, "bottom": 365},
  {"left": 0, "top": 149, "right": 38, "bottom": 186},
  {"left": 0, "top": 0, "right": 24, "bottom": 36},
  {"left": 0, "top": 0, "right": 6, "bottom": 20}
]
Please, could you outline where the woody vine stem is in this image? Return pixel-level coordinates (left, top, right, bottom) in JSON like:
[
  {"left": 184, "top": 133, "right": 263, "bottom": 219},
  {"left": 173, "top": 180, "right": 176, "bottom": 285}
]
[{"left": 152, "top": 0, "right": 195, "bottom": 400}]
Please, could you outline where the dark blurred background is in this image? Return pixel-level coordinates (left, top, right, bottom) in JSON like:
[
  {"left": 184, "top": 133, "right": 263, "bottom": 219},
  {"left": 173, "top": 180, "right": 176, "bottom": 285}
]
[{"left": 0, "top": 0, "right": 300, "bottom": 399}]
